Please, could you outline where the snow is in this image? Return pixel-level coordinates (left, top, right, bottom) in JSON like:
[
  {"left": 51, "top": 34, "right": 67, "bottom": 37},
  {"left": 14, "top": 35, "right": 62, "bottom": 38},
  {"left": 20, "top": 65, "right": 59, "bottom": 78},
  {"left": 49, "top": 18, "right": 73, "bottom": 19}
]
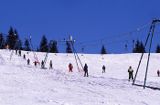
[{"left": 0, "top": 49, "right": 160, "bottom": 105}]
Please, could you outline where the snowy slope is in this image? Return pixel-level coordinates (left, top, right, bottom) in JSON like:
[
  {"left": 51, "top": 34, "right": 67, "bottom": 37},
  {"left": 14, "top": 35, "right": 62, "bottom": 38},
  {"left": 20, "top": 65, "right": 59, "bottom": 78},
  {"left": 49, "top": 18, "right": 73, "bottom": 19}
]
[{"left": 0, "top": 49, "right": 160, "bottom": 105}]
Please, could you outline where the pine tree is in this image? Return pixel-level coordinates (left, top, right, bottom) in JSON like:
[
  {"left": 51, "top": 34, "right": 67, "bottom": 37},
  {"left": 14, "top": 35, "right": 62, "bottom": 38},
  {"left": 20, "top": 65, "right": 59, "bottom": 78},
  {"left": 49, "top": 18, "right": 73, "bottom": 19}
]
[
  {"left": 18, "top": 40, "right": 23, "bottom": 50},
  {"left": 139, "top": 42, "right": 145, "bottom": 53},
  {"left": 101, "top": 45, "right": 107, "bottom": 54},
  {"left": 6, "top": 27, "right": 19, "bottom": 49},
  {"left": 133, "top": 40, "right": 145, "bottom": 53},
  {"left": 14, "top": 29, "right": 19, "bottom": 40},
  {"left": 0, "top": 33, "right": 5, "bottom": 49},
  {"left": 49, "top": 40, "right": 58, "bottom": 53},
  {"left": 14, "top": 29, "right": 22, "bottom": 50},
  {"left": 39, "top": 35, "right": 48, "bottom": 52},
  {"left": 156, "top": 45, "right": 160, "bottom": 53},
  {"left": 66, "top": 41, "right": 72, "bottom": 53},
  {"left": 24, "top": 39, "right": 30, "bottom": 51},
  {"left": 36, "top": 47, "right": 40, "bottom": 52},
  {"left": 133, "top": 40, "right": 140, "bottom": 53}
]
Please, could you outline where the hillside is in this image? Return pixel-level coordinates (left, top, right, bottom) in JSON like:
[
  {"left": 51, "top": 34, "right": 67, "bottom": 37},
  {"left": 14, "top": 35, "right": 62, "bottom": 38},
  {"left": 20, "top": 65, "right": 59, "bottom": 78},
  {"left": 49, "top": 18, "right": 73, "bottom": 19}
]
[{"left": 0, "top": 49, "right": 160, "bottom": 105}]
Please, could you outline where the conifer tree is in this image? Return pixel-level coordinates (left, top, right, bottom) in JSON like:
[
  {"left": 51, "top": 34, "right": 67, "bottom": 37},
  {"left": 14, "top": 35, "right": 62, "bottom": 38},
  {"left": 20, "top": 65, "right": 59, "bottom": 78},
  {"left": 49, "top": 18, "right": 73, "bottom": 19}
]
[
  {"left": 14, "top": 29, "right": 19, "bottom": 40},
  {"left": 139, "top": 42, "right": 145, "bottom": 53},
  {"left": 101, "top": 45, "right": 107, "bottom": 54},
  {"left": 66, "top": 41, "right": 72, "bottom": 53},
  {"left": 156, "top": 44, "right": 160, "bottom": 53},
  {"left": 18, "top": 39, "right": 23, "bottom": 50},
  {"left": 24, "top": 39, "right": 31, "bottom": 51},
  {"left": 0, "top": 33, "right": 5, "bottom": 49},
  {"left": 133, "top": 40, "right": 145, "bottom": 53},
  {"left": 6, "top": 27, "right": 19, "bottom": 49},
  {"left": 133, "top": 40, "right": 140, "bottom": 53},
  {"left": 36, "top": 47, "right": 40, "bottom": 52},
  {"left": 49, "top": 40, "right": 58, "bottom": 53},
  {"left": 14, "top": 29, "right": 22, "bottom": 50},
  {"left": 39, "top": 35, "right": 48, "bottom": 52}
]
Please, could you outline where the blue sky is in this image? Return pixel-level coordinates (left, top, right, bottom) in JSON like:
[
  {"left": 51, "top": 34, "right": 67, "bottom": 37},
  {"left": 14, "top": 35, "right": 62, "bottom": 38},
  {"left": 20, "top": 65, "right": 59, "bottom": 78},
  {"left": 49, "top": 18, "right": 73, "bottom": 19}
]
[{"left": 0, "top": 0, "right": 160, "bottom": 53}]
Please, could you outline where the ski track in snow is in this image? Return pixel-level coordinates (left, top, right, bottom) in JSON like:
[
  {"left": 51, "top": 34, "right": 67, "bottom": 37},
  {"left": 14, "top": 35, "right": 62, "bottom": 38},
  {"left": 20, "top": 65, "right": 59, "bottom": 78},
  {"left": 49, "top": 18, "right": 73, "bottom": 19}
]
[{"left": 0, "top": 50, "right": 160, "bottom": 105}]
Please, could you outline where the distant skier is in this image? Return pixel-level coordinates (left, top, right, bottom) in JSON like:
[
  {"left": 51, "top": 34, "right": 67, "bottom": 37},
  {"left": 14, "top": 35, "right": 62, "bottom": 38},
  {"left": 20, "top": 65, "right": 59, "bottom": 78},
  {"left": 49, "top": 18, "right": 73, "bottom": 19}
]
[
  {"left": 27, "top": 58, "right": 30, "bottom": 65},
  {"left": 68, "top": 63, "right": 73, "bottom": 72},
  {"left": 102, "top": 65, "right": 106, "bottom": 73},
  {"left": 18, "top": 50, "right": 21, "bottom": 56},
  {"left": 128, "top": 66, "right": 134, "bottom": 81},
  {"left": 34, "top": 61, "right": 37, "bottom": 67},
  {"left": 84, "top": 63, "right": 89, "bottom": 77},
  {"left": 157, "top": 70, "right": 160, "bottom": 77},
  {"left": 49, "top": 60, "right": 53, "bottom": 69},
  {"left": 23, "top": 54, "right": 26, "bottom": 59},
  {"left": 41, "top": 60, "right": 44, "bottom": 69},
  {"left": 15, "top": 49, "right": 18, "bottom": 55}
]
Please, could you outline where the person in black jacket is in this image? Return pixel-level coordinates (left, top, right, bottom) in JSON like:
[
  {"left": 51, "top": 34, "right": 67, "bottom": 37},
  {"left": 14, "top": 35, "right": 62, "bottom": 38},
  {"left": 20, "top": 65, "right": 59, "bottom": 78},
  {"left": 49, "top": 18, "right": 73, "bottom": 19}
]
[
  {"left": 18, "top": 50, "right": 21, "bottom": 56},
  {"left": 15, "top": 49, "right": 18, "bottom": 55},
  {"left": 27, "top": 58, "right": 30, "bottom": 65},
  {"left": 49, "top": 60, "right": 53, "bottom": 69},
  {"left": 128, "top": 66, "right": 134, "bottom": 81},
  {"left": 23, "top": 54, "right": 26, "bottom": 59},
  {"left": 84, "top": 63, "right": 88, "bottom": 77},
  {"left": 102, "top": 65, "right": 106, "bottom": 73},
  {"left": 157, "top": 70, "right": 160, "bottom": 77},
  {"left": 41, "top": 60, "right": 44, "bottom": 69}
]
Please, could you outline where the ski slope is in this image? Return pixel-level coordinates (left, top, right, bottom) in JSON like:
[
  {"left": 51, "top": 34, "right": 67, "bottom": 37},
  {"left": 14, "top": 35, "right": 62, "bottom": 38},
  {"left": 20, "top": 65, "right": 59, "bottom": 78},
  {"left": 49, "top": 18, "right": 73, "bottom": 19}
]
[{"left": 0, "top": 49, "right": 160, "bottom": 105}]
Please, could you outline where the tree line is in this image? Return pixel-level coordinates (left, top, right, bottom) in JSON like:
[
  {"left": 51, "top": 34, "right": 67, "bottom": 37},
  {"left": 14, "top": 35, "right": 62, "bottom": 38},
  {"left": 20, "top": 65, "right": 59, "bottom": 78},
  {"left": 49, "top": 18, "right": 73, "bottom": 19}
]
[
  {"left": 0, "top": 27, "right": 72, "bottom": 53},
  {"left": 1, "top": 27, "right": 160, "bottom": 54},
  {"left": 101, "top": 40, "right": 160, "bottom": 54}
]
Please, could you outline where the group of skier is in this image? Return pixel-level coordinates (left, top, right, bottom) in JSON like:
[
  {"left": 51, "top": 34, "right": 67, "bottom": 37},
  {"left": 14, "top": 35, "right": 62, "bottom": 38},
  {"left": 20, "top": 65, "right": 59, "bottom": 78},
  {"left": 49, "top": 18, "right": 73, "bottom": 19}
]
[
  {"left": 40, "top": 60, "right": 53, "bottom": 69},
  {"left": 15, "top": 50, "right": 160, "bottom": 79},
  {"left": 15, "top": 49, "right": 21, "bottom": 56},
  {"left": 67, "top": 63, "right": 106, "bottom": 77}
]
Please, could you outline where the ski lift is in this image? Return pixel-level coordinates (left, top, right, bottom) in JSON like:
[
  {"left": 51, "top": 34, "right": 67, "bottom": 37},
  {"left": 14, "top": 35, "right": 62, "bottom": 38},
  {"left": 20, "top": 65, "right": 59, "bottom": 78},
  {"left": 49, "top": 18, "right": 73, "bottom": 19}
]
[
  {"left": 42, "top": 40, "right": 54, "bottom": 68},
  {"left": 67, "top": 35, "right": 83, "bottom": 72},
  {"left": 28, "top": 36, "right": 40, "bottom": 64},
  {"left": 133, "top": 18, "right": 160, "bottom": 90},
  {"left": 69, "top": 35, "right": 73, "bottom": 41}
]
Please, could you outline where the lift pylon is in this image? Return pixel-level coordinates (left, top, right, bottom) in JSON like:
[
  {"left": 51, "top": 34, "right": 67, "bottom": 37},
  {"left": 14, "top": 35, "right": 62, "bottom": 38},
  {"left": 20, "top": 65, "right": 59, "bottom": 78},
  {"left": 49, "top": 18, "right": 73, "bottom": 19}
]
[{"left": 132, "top": 19, "right": 160, "bottom": 89}]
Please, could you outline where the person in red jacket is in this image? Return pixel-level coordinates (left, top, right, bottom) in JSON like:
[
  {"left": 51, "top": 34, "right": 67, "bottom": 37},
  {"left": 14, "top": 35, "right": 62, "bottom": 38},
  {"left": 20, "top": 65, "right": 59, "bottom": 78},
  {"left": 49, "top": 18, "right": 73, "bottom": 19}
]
[{"left": 68, "top": 63, "right": 73, "bottom": 72}]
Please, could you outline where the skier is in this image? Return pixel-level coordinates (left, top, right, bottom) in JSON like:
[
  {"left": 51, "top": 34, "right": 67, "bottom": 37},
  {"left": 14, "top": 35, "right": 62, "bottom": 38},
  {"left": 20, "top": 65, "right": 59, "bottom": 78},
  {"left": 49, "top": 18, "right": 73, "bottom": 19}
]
[
  {"left": 157, "top": 70, "right": 160, "bottom": 77},
  {"left": 15, "top": 49, "right": 18, "bottom": 55},
  {"left": 41, "top": 60, "right": 44, "bottom": 69},
  {"left": 68, "top": 63, "right": 73, "bottom": 72},
  {"left": 102, "top": 65, "right": 106, "bottom": 73},
  {"left": 128, "top": 66, "right": 134, "bottom": 81},
  {"left": 23, "top": 54, "right": 26, "bottom": 59},
  {"left": 18, "top": 50, "right": 21, "bottom": 56},
  {"left": 34, "top": 61, "right": 37, "bottom": 67},
  {"left": 27, "top": 58, "right": 30, "bottom": 65},
  {"left": 84, "top": 63, "right": 89, "bottom": 77},
  {"left": 49, "top": 60, "right": 53, "bottom": 69}
]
